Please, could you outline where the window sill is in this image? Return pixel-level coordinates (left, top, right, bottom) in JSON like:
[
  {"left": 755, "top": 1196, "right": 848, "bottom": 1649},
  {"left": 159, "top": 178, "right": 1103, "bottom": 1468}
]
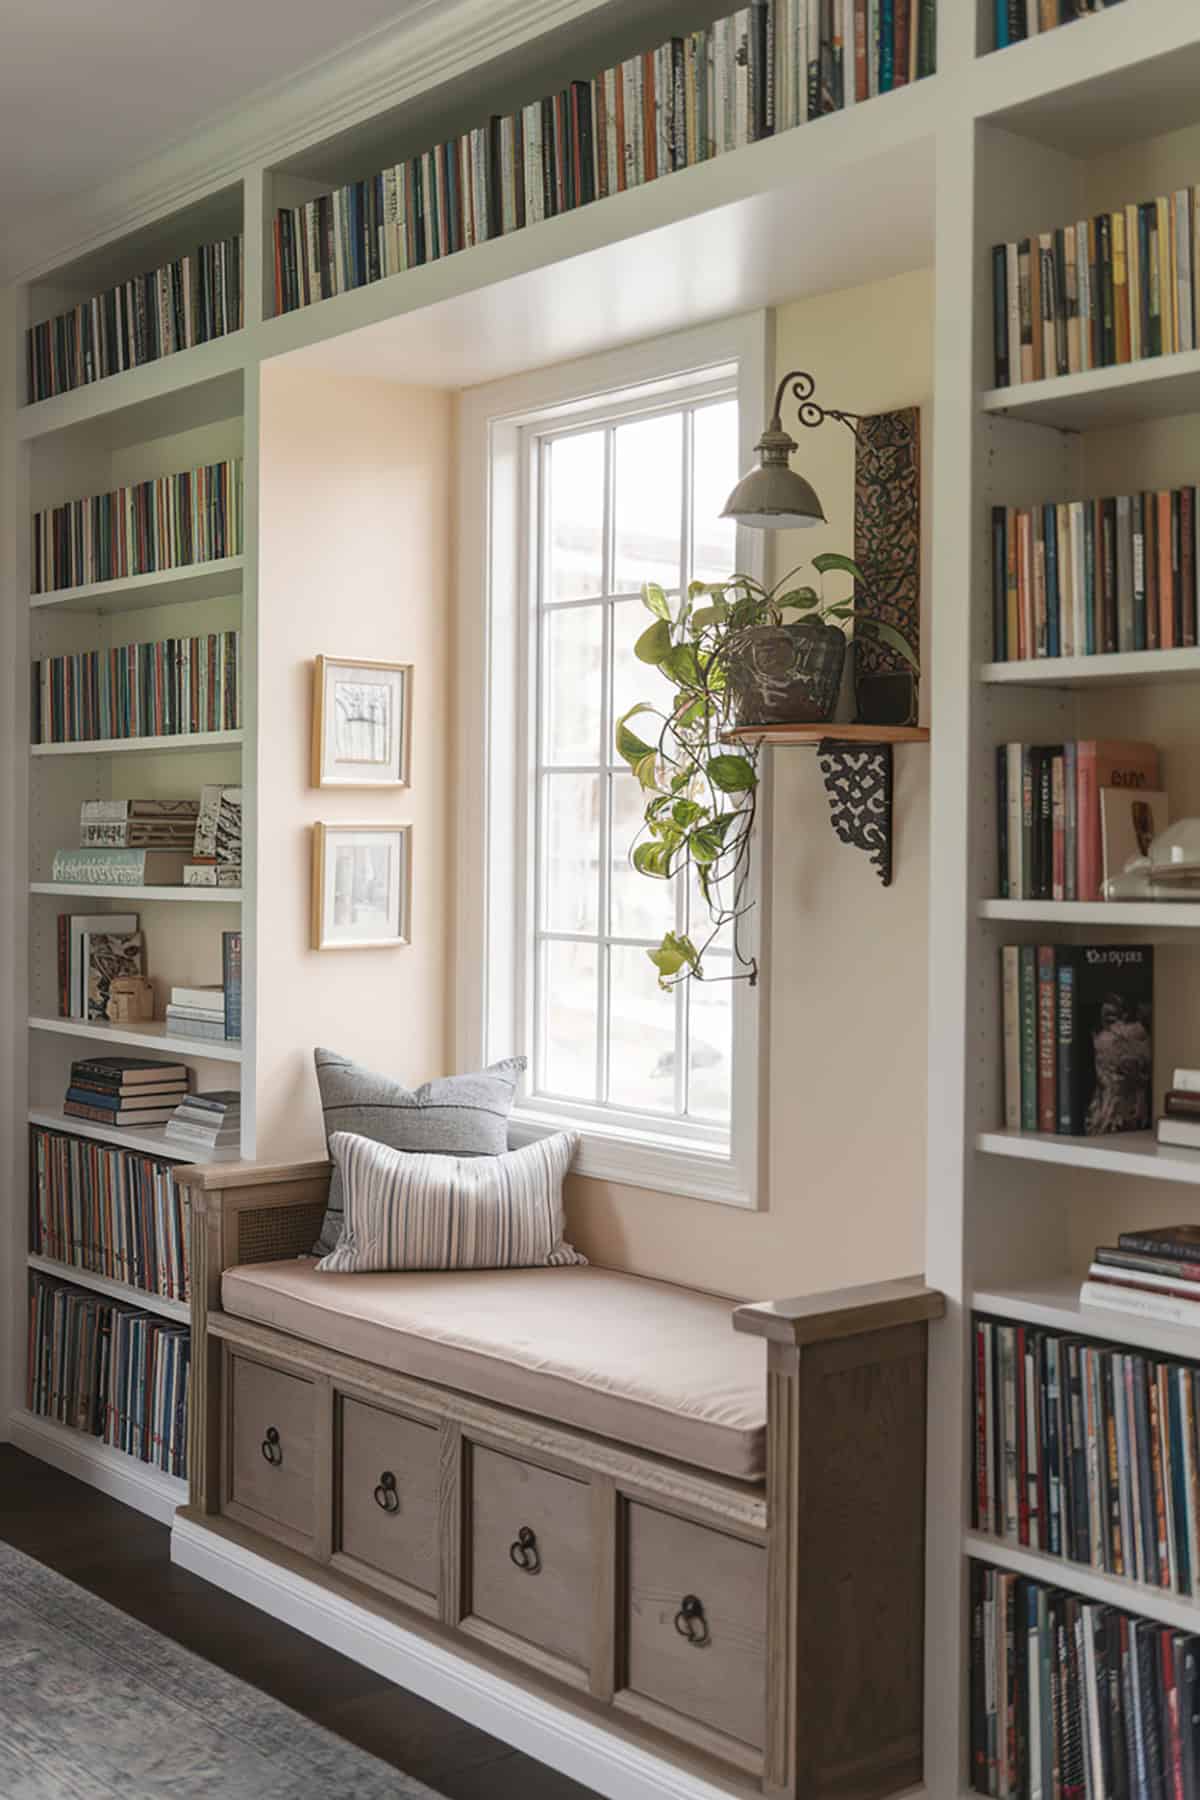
[{"left": 508, "top": 1108, "right": 753, "bottom": 1208}]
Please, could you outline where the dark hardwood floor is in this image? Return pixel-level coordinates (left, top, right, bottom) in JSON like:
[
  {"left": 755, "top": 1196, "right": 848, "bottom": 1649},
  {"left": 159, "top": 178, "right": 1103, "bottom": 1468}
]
[{"left": 0, "top": 1445, "right": 599, "bottom": 1800}]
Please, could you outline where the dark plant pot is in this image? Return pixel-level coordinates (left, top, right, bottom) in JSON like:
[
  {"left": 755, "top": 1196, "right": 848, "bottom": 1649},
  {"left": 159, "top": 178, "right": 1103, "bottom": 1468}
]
[{"left": 726, "top": 621, "right": 847, "bottom": 726}]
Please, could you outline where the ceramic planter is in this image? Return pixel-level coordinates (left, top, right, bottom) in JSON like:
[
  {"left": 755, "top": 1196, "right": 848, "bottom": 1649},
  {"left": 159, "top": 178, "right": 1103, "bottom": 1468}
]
[{"left": 725, "top": 620, "right": 847, "bottom": 726}]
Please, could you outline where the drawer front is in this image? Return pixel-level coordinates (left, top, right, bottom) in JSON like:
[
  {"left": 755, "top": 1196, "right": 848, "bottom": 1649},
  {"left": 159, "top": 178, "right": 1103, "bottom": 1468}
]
[
  {"left": 229, "top": 1355, "right": 317, "bottom": 1541},
  {"left": 623, "top": 1503, "right": 767, "bottom": 1751},
  {"left": 339, "top": 1397, "right": 439, "bottom": 1597},
  {"left": 468, "top": 1445, "right": 591, "bottom": 1670}
]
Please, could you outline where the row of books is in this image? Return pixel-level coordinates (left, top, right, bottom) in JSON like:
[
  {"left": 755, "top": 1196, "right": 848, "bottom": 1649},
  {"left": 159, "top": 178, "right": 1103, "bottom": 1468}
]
[
  {"left": 999, "top": 944, "right": 1153, "bottom": 1137},
  {"left": 27, "top": 1273, "right": 189, "bottom": 1479},
  {"left": 974, "top": 1306, "right": 1198, "bottom": 1587},
  {"left": 55, "top": 909, "right": 144, "bottom": 1022},
  {"left": 992, "top": 188, "right": 1200, "bottom": 388},
  {"left": 30, "top": 1122, "right": 190, "bottom": 1301},
  {"left": 26, "top": 234, "right": 243, "bottom": 404},
  {"left": 996, "top": 738, "right": 1160, "bottom": 903},
  {"left": 994, "top": 0, "right": 1123, "bottom": 49},
  {"left": 970, "top": 1563, "right": 1200, "bottom": 1800},
  {"left": 32, "top": 457, "right": 242, "bottom": 594},
  {"left": 31, "top": 628, "right": 241, "bottom": 744},
  {"left": 1082, "top": 1215, "right": 1200, "bottom": 1330},
  {"left": 51, "top": 786, "right": 243, "bottom": 890},
  {"left": 990, "top": 495, "right": 1200, "bottom": 664},
  {"left": 273, "top": 0, "right": 935, "bottom": 312}
]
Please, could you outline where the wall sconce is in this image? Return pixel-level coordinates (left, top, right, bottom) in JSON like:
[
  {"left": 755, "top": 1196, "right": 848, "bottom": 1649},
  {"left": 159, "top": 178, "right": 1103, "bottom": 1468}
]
[{"left": 721, "top": 370, "right": 860, "bottom": 530}]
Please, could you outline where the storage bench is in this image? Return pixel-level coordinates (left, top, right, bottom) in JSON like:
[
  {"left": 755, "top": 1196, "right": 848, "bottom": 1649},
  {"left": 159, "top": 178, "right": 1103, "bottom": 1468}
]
[{"left": 179, "top": 1158, "right": 943, "bottom": 1800}]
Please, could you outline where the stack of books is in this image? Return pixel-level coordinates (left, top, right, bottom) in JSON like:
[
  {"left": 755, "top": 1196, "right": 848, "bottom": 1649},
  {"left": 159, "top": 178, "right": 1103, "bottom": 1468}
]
[
  {"left": 1158, "top": 1068, "right": 1200, "bottom": 1151},
  {"left": 164, "top": 1090, "right": 241, "bottom": 1154},
  {"left": 1000, "top": 943, "right": 1153, "bottom": 1136},
  {"left": 79, "top": 797, "right": 199, "bottom": 851},
  {"left": 31, "top": 456, "right": 243, "bottom": 594},
  {"left": 993, "top": 185, "right": 1200, "bottom": 388},
  {"left": 63, "top": 1056, "right": 190, "bottom": 1129},
  {"left": 993, "top": 0, "right": 1124, "bottom": 50},
  {"left": 31, "top": 626, "right": 241, "bottom": 744},
  {"left": 996, "top": 738, "right": 1160, "bottom": 902},
  {"left": 25, "top": 232, "right": 243, "bottom": 403},
  {"left": 183, "top": 784, "right": 242, "bottom": 887},
  {"left": 990, "top": 492, "right": 1200, "bottom": 662},
  {"left": 164, "top": 985, "right": 226, "bottom": 1041},
  {"left": 1082, "top": 1223, "right": 1200, "bottom": 1327},
  {"left": 273, "top": 1, "right": 937, "bottom": 314}
]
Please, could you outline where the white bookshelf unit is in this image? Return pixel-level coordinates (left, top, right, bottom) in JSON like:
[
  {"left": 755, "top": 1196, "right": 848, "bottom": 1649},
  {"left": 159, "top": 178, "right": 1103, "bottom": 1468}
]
[{"left": 1, "top": 0, "right": 1197, "bottom": 1790}]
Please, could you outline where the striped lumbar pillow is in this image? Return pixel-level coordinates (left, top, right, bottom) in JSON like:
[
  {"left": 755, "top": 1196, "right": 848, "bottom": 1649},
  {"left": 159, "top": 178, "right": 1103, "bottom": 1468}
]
[
  {"left": 311, "top": 1049, "right": 527, "bottom": 1256},
  {"left": 315, "top": 1129, "right": 586, "bottom": 1273}
]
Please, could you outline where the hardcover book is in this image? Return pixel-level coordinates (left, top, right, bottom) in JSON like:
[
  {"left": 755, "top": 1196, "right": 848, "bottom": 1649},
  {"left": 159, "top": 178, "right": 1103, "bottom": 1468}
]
[
  {"left": 1056, "top": 944, "right": 1153, "bottom": 1135},
  {"left": 84, "top": 930, "right": 144, "bottom": 1022},
  {"left": 51, "top": 849, "right": 188, "bottom": 886}
]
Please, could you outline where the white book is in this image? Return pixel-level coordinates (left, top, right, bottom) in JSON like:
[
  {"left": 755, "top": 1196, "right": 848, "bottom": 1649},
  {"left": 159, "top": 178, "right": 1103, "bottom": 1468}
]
[
  {"left": 1173, "top": 1067, "right": 1200, "bottom": 1092},
  {"left": 1080, "top": 1278, "right": 1200, "bottom": 1326},
  {"left": 1079, "top": 1611, "right": 1102, "bottom": 1800},
  {"left": 1126, "top": 201, "right": 1143, "bottom": 362},
  {"left": 332, "top": 187, "right": 344, "bottom": 296},
  {"left": 1001, "top": 946, "right": 1020, "bottom": 1132},
  {"left": 1068, "top": 502, "right": 1086, "bottom": 654},
  {"left": 1006, "top": 743, "right": 1023, "bottom": 899},
  {"left": 866, "top": 0, "right": 879, "bottom": 99},
  {"left": 1076, "top": 222, "right": 1091, "bottom": 373},
  {"left": 773, "top": 0, "right": 791, "bottom": 129},
  {"left": 734, "top": 9, "right": 751, "bottom": 148},
  {"left": 841, "top": 0, "right": 855, "bottom": 109},
  {"left": 1028, "top": 1605, "right": 1043, "bottom": 1800},
  {"left": 1158, "top": 1117, "right": 1200, "bottom": 1150},
  {"left": 1178, "top": 189, "right": 1194, "bottom": 353},
  {"left": 1023, "top": 1345, "right": 1039, "bottom": 1551},
  {"left": 603, "top": 69, "right": 618, "bottom": 192},
  {"left": 795, "top": 0, "right": 809, "bottom": 124},
  {"left": 305, "top": 199, "right": 321, "bottom": 300}
]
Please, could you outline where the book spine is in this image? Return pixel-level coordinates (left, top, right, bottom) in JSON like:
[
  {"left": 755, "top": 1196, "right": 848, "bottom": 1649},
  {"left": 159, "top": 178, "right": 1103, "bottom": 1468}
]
[
  {"left": 1037, "top": 945, "right": 1056, "bottom": 1135},
  {"left": 1002, "top": 946, "right": 1021, "bottom": 1132},
  {"left": 1019, "top": 944, "right": 1037, "bottom": 1133},
  {"left": 1056, "top": 953, "right": 1076, "bottom": 1136}
]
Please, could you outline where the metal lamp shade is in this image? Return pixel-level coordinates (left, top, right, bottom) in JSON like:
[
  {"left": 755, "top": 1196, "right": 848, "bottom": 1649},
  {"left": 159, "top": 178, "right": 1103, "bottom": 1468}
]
[{"left": 720, "top": 462, "right": 827, "bottom": 529}]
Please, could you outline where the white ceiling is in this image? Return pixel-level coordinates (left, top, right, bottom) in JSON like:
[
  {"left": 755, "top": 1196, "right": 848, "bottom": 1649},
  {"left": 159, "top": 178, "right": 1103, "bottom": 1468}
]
[{"left": 0, "top": 0, "right": 430, "bottom": 219}]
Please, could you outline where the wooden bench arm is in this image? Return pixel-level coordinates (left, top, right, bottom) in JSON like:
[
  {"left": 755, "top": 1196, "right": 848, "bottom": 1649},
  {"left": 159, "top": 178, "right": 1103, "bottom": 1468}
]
[
  {"left": 176, "top": 1157, "right": 332, "bottom": 1194},
  {"left": 733, "top": 1276, "right": 944, "bottom": 1347}
]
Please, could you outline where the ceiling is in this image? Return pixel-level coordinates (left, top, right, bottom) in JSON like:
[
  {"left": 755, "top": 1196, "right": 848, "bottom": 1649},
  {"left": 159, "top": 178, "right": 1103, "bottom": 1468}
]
[{"left": 0, "top": 0, "right": 431, "bottom": 222}]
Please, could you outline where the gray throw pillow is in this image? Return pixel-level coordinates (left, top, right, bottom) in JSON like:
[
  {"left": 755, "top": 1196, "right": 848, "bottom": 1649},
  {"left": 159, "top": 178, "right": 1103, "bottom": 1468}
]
[{"left": 310, "top": 1048, "right": 526, "bottom": 1255}]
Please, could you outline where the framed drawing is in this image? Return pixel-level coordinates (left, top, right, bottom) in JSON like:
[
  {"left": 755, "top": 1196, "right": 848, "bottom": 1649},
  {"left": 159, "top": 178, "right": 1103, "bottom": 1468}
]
[
  {"left": 311, "top": 655, "right": 412, "bottom": 788},
  {"left": 311, "top": 823, "right": 412, "bottom": 950}
]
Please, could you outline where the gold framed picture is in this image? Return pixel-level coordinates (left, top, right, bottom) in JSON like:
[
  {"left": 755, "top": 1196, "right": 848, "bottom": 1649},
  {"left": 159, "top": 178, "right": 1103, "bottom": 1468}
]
[
  {"left": 311, "top": 823, "right": 412, "bottom": 950},
  {"left": 311, "top": 655, "right": 412, "bottom": 788}
]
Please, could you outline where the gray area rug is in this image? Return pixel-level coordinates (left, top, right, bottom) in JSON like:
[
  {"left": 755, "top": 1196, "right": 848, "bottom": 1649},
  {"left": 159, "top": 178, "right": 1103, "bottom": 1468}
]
[{"left": 0, "top": 1540, "right": 443, "bottom": 1798}]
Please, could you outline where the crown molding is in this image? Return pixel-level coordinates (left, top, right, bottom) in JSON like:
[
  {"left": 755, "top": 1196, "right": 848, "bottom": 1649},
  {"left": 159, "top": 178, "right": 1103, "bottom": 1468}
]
[{"left": 2, "top": 0, "right": 612, "bottom": 284}]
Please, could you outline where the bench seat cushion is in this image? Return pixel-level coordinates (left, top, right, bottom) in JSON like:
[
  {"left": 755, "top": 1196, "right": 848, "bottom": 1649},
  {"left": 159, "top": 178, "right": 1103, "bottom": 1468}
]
[{"left": 221, "top": 1261, "right": 767, "bottom": 1482}]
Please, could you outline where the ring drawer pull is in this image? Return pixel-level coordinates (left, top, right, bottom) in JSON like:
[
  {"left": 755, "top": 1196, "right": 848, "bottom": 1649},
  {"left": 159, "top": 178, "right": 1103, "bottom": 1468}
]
[
  {"left": 261, "top": 1426, "right": 282, "bottom": 1467},
  {"left": 674, "top": 1595, "right": 710, "bottom": 1647},
  {"left": 374, "top": 1470, "right": 400, "bottom": 1513},
  {"left": 509, "top": 1525, "right": 541, "bottom": 1575}
]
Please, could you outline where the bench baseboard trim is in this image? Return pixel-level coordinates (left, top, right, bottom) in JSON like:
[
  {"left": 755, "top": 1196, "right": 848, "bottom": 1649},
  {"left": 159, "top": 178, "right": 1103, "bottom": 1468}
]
[{"left": 169, "top": 1511, "right": 745, "bottom": 1800}]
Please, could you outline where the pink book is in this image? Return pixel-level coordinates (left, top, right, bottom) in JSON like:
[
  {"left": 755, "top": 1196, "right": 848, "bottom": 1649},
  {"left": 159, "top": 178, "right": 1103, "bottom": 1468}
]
[{"left": 1075, "top": 739, "right": 1161, "bottom": 902}]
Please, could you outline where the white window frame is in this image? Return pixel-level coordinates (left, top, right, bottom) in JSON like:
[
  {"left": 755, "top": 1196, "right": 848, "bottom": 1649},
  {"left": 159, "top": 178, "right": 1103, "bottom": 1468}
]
[{"left": 455, "top": 314, "right": 772, "bottom": 1209}]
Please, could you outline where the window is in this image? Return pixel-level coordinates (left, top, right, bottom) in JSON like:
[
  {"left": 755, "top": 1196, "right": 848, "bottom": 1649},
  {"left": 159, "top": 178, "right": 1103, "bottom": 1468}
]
[
  {"left": 531, "top": 392, "right": 740, "bottom": 1141},
  {"left": 457, "top": 317, "right": 769, "bottom": 1207}
]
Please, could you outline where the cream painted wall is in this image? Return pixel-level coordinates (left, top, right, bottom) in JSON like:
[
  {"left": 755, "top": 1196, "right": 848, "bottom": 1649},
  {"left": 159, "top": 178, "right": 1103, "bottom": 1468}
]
[
  {"left": 564, "top": 268, "right": 935, "bottom": 1301},
  {"left": 255, "top": 368, "right": 452, "bottom": 1160}
]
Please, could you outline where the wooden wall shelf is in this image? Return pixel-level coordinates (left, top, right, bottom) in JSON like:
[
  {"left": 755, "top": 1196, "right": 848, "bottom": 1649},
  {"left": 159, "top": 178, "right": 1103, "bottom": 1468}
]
[{"left": 721, "top": 723, "right": 930, "bottom": 746}]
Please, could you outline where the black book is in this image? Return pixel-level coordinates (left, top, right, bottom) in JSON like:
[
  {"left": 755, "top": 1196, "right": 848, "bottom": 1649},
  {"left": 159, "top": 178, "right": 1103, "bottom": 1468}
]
[
  {"left": 749, "top": 0, "right": 770, "bottom": 135},
  {"left": 997, "top": 744, "right": 1009, "bottom": 897},
  {"left": 993, "top": 247, "right": 1010, "bottom": 388},
  {"left": 1006, "top": 1, "right": 1026, "bottom": 44},
  {"left": 1136, "top": 1619, "right": 1166, "bottom": 1800},
  {"left": 1101, "top": 496, "right": 1118, "bottom": 652},
  {"left": 1132, "top": 1356, "right": 1157, "bottom": 1584},
  {"left": 992, "top": 505, "right": 1008, "bottom": 659},
  {"left": 1065, "top": 1342, "right": 1090, "bottom": 1563},
  {"left": 1181, "top": 1637, "right": 1200, "bottom": 1800},
  {"left": 1100, "top": 1353, "right": 1122, "bottom": 1574},
  {"left": 970, "top": 1564, "right": 986, "bottom": 1793},
  {"left": 1096, "top": 212, "right": 1115, "bottom": 365},
  {"left": 1054, "top": 944, "right": 1152, "bottom": 1136},
  {"left": 572, "top": 81, "right": 595, "bottom": 206},
  {"left": 1053, "top": 227, "right": 1070, "bottom": 376},
  {"left": 669, "top": 40, "right": 686, "bottom": 171},
  {"left": 540, "top": 96, "right": 556, "bottom": 219},
  {"left": 1105, "top": 1609, "right": 1128, "bottom": 1800}
]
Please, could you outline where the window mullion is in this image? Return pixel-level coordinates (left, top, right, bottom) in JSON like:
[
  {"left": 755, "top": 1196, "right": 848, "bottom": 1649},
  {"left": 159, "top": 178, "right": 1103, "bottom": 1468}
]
[
  {"left": 596, "top": 426, "right": 616, "bottom": 1106},
  {"left": 531, "top": 437, "right": 552, "bottom": 1095},
  {"left": 674, "top": 410, "right": 694, "bottom": 1120}
]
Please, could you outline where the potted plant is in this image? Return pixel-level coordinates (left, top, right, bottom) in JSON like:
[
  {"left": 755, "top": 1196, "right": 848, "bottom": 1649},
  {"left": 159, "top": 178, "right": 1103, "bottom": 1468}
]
[{"left": 615, "top": 555, "right": 918, "bottom": 988}]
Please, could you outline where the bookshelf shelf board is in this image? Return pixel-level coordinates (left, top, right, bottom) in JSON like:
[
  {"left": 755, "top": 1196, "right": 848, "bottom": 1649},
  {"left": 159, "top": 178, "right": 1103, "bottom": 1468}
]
[
  {"left": 961, "top": 1533, "right": 1200, "bottom": 1637},
  {"left": 977, "top": 1128, "right": 1200, "bottom": 1184},
  {"left": 722, "top": 724, "right": 931, "bottom": 746},
  {"left": 981, "top": 349, "right": 1200, "bottom": 432},
  {"left": 28, "top": 1016, "right": 243, "bottom": 1063},
  {"left": 15, "top": 332, "right": 247, "bottom": 443},
  {"left": 972, "top": 1275, "right": 1200, "bottom": 1365},
  {"left": 29, "top": 557, "right": 244, "bottom": 616},
  {"left": 981, "top": 648, "right": 1200, "bottom": 689},
  {"left": 31, "top": 730, "right": 243, "bottom": 758},
  {"left": 7, "top": 1409, "right": 185, "bottom": 1527},
  {"left": 978, "top": 899, "right": 1200, "bottom": 929},
  {"left": 27, "top": 1106, "right": 239, "bottom": 1164},
  {"left": 30, "top": 882, "right": 242, "bottom": 903},
  {"left": 25, "top": 1253, "right": 190, "bottom": 1323}
]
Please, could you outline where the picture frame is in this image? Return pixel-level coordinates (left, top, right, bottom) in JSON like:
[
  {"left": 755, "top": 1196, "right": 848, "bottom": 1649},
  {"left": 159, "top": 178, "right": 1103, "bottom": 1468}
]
[
  {"left": 311, "top": 655, "right": 412, "bottom": 788},
  {"left": 311, "top": 823, "right": 412, "bottom": 950}
]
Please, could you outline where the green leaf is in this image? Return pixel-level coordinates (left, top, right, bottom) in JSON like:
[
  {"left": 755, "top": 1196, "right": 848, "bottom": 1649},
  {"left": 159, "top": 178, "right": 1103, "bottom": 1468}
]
[
  {"left": 633, "top": 841, "right": 672, "bottom": 879},
  {"left": 615, "top": 721, "right": 655, "bottom": 765},
  {"left": 671, "top": 798, "right": 706, "bottom": 828},
  {"left": 689, "top": 601, "right": 730, "bottom": 630},
  {"left": 660, "top": 643, "right": 703, "bottom": 688},
  {"left": 706, "top": 753, "right": 757, "bottom": 794},
  {"left": 631, "top": 751, "right": 661, "bottom": 792},
  {"left": 634, "top": 620, "right": 673, "bottom": 664},
  {"left": 861, "top": 618, "right": 921, "bottom": 672},
  {"left": 641, "top": 583, "right": 670, "bottom": 621},
  {"left": 647, "top": 932, "right": 700, "bottom": 989},
  {"left": 824, "top": 602, "right": 855, "bottom": 619},
  {"left": 812, "top": 552, "right": 863, "bottom": 580},
  {"left": 778, "top": 586, "right": 818, "bottom": 608}
]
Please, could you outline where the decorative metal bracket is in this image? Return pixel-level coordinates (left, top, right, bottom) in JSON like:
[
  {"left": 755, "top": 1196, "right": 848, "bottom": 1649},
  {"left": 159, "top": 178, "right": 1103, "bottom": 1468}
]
[{"left": 816, "top": 739, "right": 894, "bottom": 887}]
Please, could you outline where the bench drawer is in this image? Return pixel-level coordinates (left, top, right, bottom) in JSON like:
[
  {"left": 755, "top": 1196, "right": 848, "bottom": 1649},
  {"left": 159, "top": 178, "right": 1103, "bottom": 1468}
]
[
  {"left": 228, "top": 1354, "right": 317, "bottom": 1546},
  {"left": 622, "top": 1503, "right": 767, "bottom": 1752},
  {"left": 338, "top": 1397, "right": 439, "bottom": 1599},
  {"left": 467, "top": 1445, "right": 591, "bottom": 1672}
]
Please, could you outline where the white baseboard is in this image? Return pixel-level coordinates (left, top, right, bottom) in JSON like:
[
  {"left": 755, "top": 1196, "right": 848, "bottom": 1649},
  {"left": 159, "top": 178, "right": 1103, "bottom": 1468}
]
[
  {"left": 170, "top": 1513, "right": 742, "bottom": 1800},
  {"left": 10, "top": 1409, "right": 185, "bottom": 1526}
]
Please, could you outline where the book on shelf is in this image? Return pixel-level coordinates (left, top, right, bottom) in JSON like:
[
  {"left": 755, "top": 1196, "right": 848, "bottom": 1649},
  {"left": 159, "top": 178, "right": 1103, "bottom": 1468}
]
[
  {"left": 182, "top": 863, "right": 241, "bottom": 887},
  {"left": 969, "top": 1563, "right": 1198, "bottom": 1800},
  {"left": 993, "top": 180, "right": 1199, "bottom": 388},
  {"left": 31, "top": 628, "right": 241, "bottom": 745},
  {"left": 192, "top": 784, "right": 242, "bottom": 862},
  {"left": 62, "top": 1098, "right": 181, "bottom": 1126},
  {"left": 1000, "top": 942, "right": 1153, "bottom": 1136},
  {"left": 51, "top": 849, "right": 189, "bottom": 887},
  {"left": 164, "top": 1089, "right": 241, "bottom": 1148},
  {"left": 25, "top": 233, "right": 243, "bottom": 404},
  {"left": 272, "top": 0, "right": 937, "bottom": 314},
  {"left": 31, "top": 457, "right": 243, "bottom": 595},
  {"left": 80, "top": 796, "right": 201, "bottom": 850},
  {"left": 27, "top": 1273, "right": 190, "bottom": 1478},
  {"left": 163, "top": 1010, "right": 228, "bottom": 1041},
  {"left": 222, "top": 930, "right": 242, "bottom": 1041},
  {"left": 57, "top": 911, "right": 138, "bottom": 1019},
  {"left": 990, "top": 496, "right": 1200, "bottom": 662},
  {"left": 83, "top": 930, "right": 144, "bottom": 1022},
  {"left": 31, "top": 1122, "right": 190, "bottom": 1298},
  {"left": 70, "top": 1055, "right": 189, "bottom": 1086},
  {"left": 996, "top": 739, "right": 1160, "bottom": 902},
  {"left": 170, "top": 984, "right": 223, "bottom": 1011}
]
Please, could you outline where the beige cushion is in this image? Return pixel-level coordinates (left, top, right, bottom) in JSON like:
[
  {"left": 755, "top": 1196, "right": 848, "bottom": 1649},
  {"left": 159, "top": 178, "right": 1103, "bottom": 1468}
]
[{"left": 222, "top": 1261, "right": 766, "bottom": 1482}]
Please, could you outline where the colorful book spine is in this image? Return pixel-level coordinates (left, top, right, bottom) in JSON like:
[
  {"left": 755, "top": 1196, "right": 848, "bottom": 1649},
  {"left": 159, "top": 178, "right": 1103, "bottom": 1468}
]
[
  {"left": 31, "top": 629, "right": 240, "bottom": 745},
  {"left": 31, "top": 458, "right": 243, "bottom": 594}
]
